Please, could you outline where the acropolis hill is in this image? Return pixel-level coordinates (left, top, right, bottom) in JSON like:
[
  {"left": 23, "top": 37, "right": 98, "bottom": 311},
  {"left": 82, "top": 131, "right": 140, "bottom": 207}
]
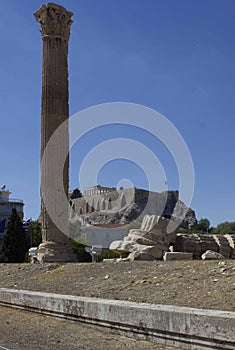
[{"left": 69, "top": 185, "right": 197, "bottom": 228}]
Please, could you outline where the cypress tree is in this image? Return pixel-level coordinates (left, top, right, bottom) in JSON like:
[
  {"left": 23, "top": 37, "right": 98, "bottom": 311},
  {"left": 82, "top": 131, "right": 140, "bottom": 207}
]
[
  {"left": 3, "top": 208, "right": 27, "bottom": 263},
  {"left": 27, "top": 221, "right": 42, "bottom": 247}
]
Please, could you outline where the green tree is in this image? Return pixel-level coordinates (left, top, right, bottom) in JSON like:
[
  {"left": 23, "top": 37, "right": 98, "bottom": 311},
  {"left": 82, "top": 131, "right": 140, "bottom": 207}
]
[
  {"left": 212, "top": 221, "right": 235, "bottom": 235},
  {"left": 3, "top": 208, "right": 27, "bottom": 263},
  {"left": 71, "top": 240, "right": 91, "bottom": 262},
  {"left": 70, "top": 188, "right": 82, "bottom": 199},
  {"left": 100, "top": 250, "right": 120, "bottom": 260},
  {"left": 195, "top": 218, "right": 210, "bottom": 233},
  {"left": 27, "top": 221, "right": 42, "bottom": 247},
  {"left": 176, "top": 218, "right": 210, "bottom": 234}
]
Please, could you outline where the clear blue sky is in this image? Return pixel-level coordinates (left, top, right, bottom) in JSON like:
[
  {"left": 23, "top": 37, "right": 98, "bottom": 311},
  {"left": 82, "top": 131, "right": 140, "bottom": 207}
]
[{"left": 0, "top": 0, "right": 235, "bottom": 227}]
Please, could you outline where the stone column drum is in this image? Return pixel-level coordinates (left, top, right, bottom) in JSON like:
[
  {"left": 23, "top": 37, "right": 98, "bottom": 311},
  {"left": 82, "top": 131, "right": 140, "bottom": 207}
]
[{"left": 34, "top": 3, "right": 76, "bottom": 262}]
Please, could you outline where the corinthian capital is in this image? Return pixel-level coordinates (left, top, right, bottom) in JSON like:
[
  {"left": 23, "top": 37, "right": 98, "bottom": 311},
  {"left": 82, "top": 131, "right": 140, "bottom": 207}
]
[{"left": 34, "top": 3, "right": 73, "bottom": 41}]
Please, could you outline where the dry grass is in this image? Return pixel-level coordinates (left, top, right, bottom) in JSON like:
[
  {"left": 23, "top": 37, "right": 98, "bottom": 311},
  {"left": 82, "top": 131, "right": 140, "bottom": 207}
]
[{"left": 0, "top": 260, "right": 234, "bottom": 311}]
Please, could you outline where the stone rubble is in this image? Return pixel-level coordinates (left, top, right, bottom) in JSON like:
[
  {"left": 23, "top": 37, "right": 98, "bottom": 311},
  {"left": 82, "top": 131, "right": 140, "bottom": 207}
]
[
  {"left": 110, "top": 216, "right": 235, "bottom": 261},
  {"left": 174, "top": 233, "right": 235, "bottom": 259},
  {"left": 110, "top": 215, "right": 176, "bottom": 261},
  {"left": 201, "top": 250, "right": 225, "bottom": 260}
]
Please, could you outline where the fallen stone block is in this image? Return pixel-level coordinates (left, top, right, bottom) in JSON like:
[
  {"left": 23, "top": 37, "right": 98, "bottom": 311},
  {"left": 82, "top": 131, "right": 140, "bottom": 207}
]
[
  {"left": 201, "top": 250, "right": 225, "bottom": 260},
  {"left": 213, "top": 235, "right": 231, "bottom": 258},
  {"left": 128, "top": 250, "right": 156, "bottom": 261},
  {"left": 163, "top": 252, "right": 193, "bottom": 261},
  {"left": 127, "top": 245, "right": 163, "bottom": 261},
  {"left": 109, "top": 240, "right": 133, "bottom": 253},
  {"left": 225, "top": 234, "right": 235, "bottom": 258},
  {"left": 116, "top": 257, "right": 129, "bottom": 262},
  {"left": 110, "top": 215, "right": 177, "bottom": 261},
  {"left": 102, "top": 259, "right": 116, "bottom": 263}
]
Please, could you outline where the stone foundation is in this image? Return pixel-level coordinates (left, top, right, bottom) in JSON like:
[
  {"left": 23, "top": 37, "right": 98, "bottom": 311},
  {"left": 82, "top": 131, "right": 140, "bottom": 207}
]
[{"left": 37, "top": 241, "right": 77, "bottom": 263}]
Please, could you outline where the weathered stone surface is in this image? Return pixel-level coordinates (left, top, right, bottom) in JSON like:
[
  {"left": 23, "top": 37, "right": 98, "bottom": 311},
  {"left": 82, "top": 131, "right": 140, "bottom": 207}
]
[
  {"left": 35, "top": 4, "right": 76, "bottom": 262},
  {"left": 225, "top": 234, "right": 235, "bottom": 259},
  {"left": 213, "top": 235, "right": 231, "bottom": 259},
  {"left": 174, "top": 233, "right": 235, "bottom": 259},
  {"left": 201, "top": 250, "right": 225, "bottom": 260},
  {"left": 2, "top": 288, "right": 235, "bottom": 350},
  {"left": 37, "top": 241, "right": 76, "bottom": 263},
  {"left": 102, "top": 259, "right": 116, "bottom": 263},
  {"left": 71, "top": 190, "right": 197, "bottom": 229},
  {"left": 163, "top": 252, "right": 193, "bottom": 261},
  {"left": 171, "top": 201, "right": 197, "bottom": 229},
  {"left": 110, "top": 215, "right": 177, "bottom": 260},
  {"left": 128, "top": 250, "right": 157, "bottom": 261},
  {"left": 127, "top": 244, "right": 164, "bottom": 261},
  {"left": 200, "top": 235, "right": 219, "bottom": 254},
  {"left": 140, "top": 215, "right": 159, "bottom": 231},
  {"left": 126, "top": 235, "right": 160, "bottom": 247},
  {"left": 116, "top": 257, "right": 129, "bottom": 262},
  {"left": 109, "top": 240, "right": 133, "bottom": 253},
  {"left": 173, "top": 234, "right": 202, "bottom": 258}
]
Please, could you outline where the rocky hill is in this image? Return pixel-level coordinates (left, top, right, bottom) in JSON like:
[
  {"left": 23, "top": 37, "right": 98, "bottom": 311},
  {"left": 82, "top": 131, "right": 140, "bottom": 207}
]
[{"left": 74, "top": 196, "right": 197, "bottom": 229}]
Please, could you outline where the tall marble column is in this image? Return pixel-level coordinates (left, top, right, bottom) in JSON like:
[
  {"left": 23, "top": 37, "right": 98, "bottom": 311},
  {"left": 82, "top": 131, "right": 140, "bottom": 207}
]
[{"left": 34, "top": 3, "right": 76, "bottom": 262}]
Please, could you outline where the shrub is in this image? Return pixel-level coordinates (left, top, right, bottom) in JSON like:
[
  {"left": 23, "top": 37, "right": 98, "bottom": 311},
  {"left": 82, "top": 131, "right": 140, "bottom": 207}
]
[
  {"left": 126, "top": 222, "right": 141, "bottom": 233},
  {"left": 100, "top": 250, "right": 120, "bottom": 260},
  {"left": 70, "top": 239, "right": 91, "bottom": 262}
]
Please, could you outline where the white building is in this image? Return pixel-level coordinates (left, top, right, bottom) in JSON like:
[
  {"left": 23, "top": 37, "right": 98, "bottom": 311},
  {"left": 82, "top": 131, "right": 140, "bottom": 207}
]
[
  {"left": 80, "top": 224, "right": 127, "bottom": 249},
  {"left": 0, "top": 186, "right": 24, "bottom": 237}
]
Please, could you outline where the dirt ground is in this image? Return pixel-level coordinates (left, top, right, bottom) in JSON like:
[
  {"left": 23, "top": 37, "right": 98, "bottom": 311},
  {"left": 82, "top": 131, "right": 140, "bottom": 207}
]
[
  {"left": 0, "top": 260, "right": 234, "bottom": 311},
  {"left": 0, "top": 306, "right": 173, "bottom": 350}
]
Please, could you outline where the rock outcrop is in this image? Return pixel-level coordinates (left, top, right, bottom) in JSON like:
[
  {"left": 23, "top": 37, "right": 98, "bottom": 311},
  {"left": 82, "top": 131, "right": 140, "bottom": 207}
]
[
  {"left": 110, "top": 215, "right": 177, "bottom": 261},
  {"left": 73, "top": 198, "right": 197, "bottom": 229}
]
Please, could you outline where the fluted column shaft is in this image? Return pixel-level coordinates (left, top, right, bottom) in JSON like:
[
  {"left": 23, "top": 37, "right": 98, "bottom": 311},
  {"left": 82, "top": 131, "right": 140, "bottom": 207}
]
[
  {"left": 40, "top": 36, "right": 69, "bottom": 242},
  {"left": 35, "top": 3, "right": 75, "bottom": 262}
]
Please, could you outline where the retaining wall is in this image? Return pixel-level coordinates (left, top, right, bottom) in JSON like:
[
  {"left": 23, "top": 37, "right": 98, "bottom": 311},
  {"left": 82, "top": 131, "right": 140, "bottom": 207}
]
[{"left": 0, "top": 288, "right": 234, "bottom": 349}]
